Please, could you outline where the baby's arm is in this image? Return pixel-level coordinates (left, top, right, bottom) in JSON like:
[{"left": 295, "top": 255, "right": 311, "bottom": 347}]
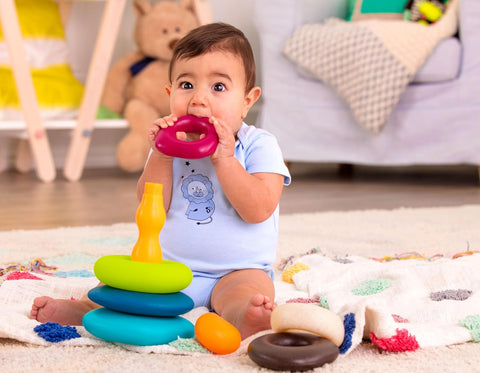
[
  {"left": 215, "top": 161, "right": 284, "bottom": 223},
  {"left": 136, "top": 115, "right": 177, "bottom": 209},
  {"left": 210, "top": 118, "right": 284, "bottom": 224}
]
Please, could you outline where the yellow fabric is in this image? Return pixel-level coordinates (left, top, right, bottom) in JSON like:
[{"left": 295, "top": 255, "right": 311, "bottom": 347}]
[
  {"left": 282, "top": 262, "right": 310, "bottom": 283},
  {"left": 0, "top": 0, "right": 65, "bottom": 41},
  {"left": 0, "top": 64, "right": 84, "bottom": 109},
  {"left": 0, "top": 0, "right": 84, "bottom": 114}
]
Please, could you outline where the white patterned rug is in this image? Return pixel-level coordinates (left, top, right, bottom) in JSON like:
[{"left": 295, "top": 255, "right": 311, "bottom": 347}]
[{"left": 1, "top": 205, "right": 480, "bottom": 372}]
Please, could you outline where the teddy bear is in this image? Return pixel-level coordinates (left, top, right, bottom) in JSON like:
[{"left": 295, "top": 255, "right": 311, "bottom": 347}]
[{"left": 99, "top": 0, "right": 199, "bottom": 172}]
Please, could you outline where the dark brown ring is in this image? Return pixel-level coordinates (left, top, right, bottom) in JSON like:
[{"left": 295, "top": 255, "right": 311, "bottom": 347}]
[{"left": 247, "top": 332, "right": 339, "bottom": 371}]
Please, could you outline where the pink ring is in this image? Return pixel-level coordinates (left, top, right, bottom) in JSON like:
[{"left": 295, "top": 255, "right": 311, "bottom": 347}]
[{"left": 155, "top": 115, "right": 218, "bottom": 159}]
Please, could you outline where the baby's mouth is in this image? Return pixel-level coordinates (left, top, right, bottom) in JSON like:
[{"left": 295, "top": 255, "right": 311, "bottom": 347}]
[{"left": 187, "top": 112, "right": 210, "bottom": 119}]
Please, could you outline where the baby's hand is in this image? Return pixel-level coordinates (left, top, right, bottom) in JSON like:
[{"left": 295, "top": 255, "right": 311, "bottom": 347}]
[
  {"left": 209, "top": 116, "right": 235, "bottom": 160},
  {"left": 149, "top": 114, "right": 177, "bottom": 140},
  {"left": 148, "top": 114, "right": 177, "bottom": 151}
]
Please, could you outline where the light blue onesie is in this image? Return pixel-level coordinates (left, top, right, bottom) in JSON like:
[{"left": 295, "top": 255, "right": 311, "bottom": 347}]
[{"left": 159, "top": 123, "right": 291, "bottom": 308}]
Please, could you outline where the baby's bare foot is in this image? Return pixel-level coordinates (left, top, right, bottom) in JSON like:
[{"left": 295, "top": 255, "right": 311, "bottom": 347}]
[
  {"left": 235, "top": 294, "right": 274, "bottom": 339},
  {"left": 30, "top": 296, "right": 97, "bottom": 326}
]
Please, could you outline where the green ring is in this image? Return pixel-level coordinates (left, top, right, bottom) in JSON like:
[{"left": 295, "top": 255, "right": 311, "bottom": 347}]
[{"left": 94, "top": 255, "right": 192, "bottom": 294}]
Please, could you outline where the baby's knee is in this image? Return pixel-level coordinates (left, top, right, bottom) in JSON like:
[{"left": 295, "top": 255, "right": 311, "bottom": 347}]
[{"left": 213, "top": 269, "right": 274, "bottom": 300}]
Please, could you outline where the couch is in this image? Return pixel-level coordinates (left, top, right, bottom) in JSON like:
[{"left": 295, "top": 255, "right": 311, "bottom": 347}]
[{"left": 253, "top": 0, "right": 480, "bottom": 177}]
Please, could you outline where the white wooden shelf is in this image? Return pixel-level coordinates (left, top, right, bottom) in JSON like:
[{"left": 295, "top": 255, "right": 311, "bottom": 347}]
[
  {"left": 1, "top": 119, "right": 128, "bottom": 142},
  {"left": 0, "top": 0, "right": 127, "bottom": 182},
  {"left": 1, "top": 0, "right": 212, "bottom": 182},
  {"left": 1, "top": 119, "right": 127, "bottom": 132}
]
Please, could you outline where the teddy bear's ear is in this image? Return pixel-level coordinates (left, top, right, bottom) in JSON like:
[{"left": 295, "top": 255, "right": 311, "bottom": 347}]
[
  {"left": 179, "top": 0, "right": 195, "bottom": 13},
  {"left": 180, "top": 0, "right": 213, "bottom": 24},
  {"left": 133, "top": 0, "right": 152, "bottom": 17}
]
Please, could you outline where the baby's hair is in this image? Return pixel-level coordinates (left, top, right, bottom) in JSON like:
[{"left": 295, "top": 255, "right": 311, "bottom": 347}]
[{"left": 169, "top": 22, "right": 256, "bottom": 92}]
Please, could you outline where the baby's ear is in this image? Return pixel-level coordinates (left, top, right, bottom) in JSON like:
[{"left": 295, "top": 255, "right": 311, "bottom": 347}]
[
  {"left": 245, "top": 87, "right": 262, "bottom": 105},
  {"left": 165, "top": 84, "right": 172, "bottom": 97},
  {"left": 248, "top": 86, "right": 262, "bottom": 103},
  {"left": 242, "top": 87, "right": 261, "bottom": 118}
]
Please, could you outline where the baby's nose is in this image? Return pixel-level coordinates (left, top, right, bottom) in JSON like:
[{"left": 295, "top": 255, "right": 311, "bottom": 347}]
[{"left": 191, "top": 89, "right": 208, "bottom": 105}]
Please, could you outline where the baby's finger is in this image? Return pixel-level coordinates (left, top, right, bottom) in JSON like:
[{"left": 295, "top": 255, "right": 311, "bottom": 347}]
[
  {"left": 176, "top": 131, "right": 187, "bottom": 141},
  {"left": 147, "top": 125, "right": 160, "bottom": 141},
  {"left": 153, "top": 115, "right": 177, "bottom": 128},
  {"left": 209, "top": 116, "right": 223, "bottom": 135},
  {"left": 165, "top": 116, "right": 177, "bottom": 126},
  {"left": 153, "top": 119, "right": 168, "bottom": 128},
  {"left": 209, "top": 116, "right": 219, "bottom": 126}
]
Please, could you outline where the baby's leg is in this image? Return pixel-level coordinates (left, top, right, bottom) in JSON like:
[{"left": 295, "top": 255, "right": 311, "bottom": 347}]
[
  {"left": 211, "top": 269, "right": 275, "bottom": 339},
  {"left": 30, "top": 294, "right": 99, "bottom": 326}
]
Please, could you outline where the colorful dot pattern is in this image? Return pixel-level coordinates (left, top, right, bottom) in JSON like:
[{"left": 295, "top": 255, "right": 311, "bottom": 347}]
[
  {"left": 281, "top": 262, "right": 310, "bottom": 283},
  {"left": 430, "top": 289, "right": 472, "bottom": 301},
  {"left": 169, "top": 337, "right": 210, "bottom": 353},
  {"left": 320, "top": 296, "right": 329, "bottom": 309},
  {"left": 352, "top": 278, "right": 392, "bottom": 296},
  {"left": 459, "top": 315, "right": 480, "bottom": 342}
]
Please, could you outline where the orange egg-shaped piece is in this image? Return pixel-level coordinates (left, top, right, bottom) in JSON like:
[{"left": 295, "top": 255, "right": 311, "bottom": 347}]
[{"left": 195, "top": 312, "right": 241, "bottom": 354}]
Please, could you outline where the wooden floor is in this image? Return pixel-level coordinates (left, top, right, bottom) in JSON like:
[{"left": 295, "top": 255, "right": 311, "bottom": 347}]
[{"left": 1, "top": 163, "right": 479, "bottom": 231}]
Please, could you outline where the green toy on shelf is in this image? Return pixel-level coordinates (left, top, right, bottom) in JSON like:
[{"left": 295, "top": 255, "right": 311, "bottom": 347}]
[{"left": 404, "top": 0, "right": 450, "bottom": 25}]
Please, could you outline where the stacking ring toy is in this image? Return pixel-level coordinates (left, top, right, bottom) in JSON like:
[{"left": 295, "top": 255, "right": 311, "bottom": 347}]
[
  {"left": 270, "top": 303, "right": 345, "bottom": 346},
  {"left": 88, "top": 285, "right": 194, "bottom": 316},
  {"left": 155, "top": 115, "right": 218, "bottom": 159},
  {"left": 83, "top": 182, "right": 197, "bottom": 347},
  {"left": 195, "top": 312, "right": 241, "bottom": 354},
  {"left": 94, "top": 255, "right": 192, "bottom": 293},
  {"left": 83, "top": 307, "right": 194, "bottom": 346},
  {"left": 248, "top": 332, "right": 339, "bottom": 371}
]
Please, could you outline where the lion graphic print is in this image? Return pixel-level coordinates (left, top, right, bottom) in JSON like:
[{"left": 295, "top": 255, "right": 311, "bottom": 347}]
[{"left": 181, "top": 173, "right": 215, "bottom": 224}]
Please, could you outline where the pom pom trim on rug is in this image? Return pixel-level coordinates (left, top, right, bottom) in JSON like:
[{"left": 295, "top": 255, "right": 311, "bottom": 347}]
[
  {"left": 339, "top": 313, "right": 356, "bottom": 354},
  {"left": 370, "top": 329, "right": 419, "bottom": 352},
  {"left": 34, "top": 322, "right": 81, "bottom": 342},
  {"left": 6, "top": 271, "right": 43, "bottom": 281}
]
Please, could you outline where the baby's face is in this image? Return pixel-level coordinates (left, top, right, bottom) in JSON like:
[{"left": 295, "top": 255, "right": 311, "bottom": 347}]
[{"left": 167, "top": 50, "right": 259, "bottom": 135}]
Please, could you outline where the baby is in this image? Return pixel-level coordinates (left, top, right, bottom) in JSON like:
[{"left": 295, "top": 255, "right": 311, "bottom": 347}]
[{"left": 31, "top": 22, "right": 291, "bottom": 339}]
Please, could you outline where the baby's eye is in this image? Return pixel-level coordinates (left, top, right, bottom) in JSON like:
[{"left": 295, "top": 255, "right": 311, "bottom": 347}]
[
  {"left": 212, "top": 83, "right": 226, "bottom": 92},
  {"left": 180, "top": 81, "right": 193, "bottom": 89}
]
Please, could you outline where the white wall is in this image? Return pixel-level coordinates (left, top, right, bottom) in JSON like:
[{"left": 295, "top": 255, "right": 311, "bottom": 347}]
[
  {"left": 69, "top": 0, "right": 260, "bottom": 83},
  {"left": 3, "top": 0, "right": 261, "bottom": 171}
]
